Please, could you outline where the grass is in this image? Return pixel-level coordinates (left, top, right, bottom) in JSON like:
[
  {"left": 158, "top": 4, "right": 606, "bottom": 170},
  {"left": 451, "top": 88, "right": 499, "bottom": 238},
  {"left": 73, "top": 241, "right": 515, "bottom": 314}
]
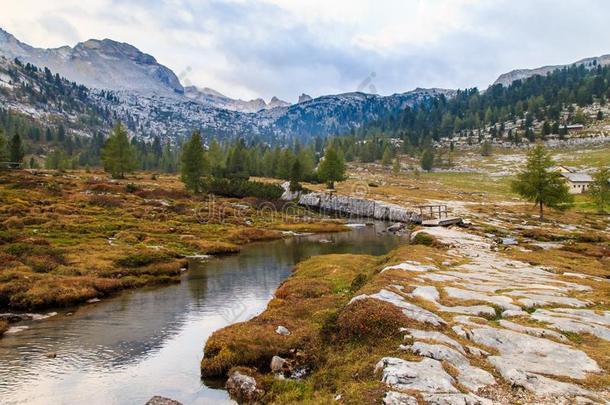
[{"left": 0, "top": 169, "right": 346, "bottom": 312}]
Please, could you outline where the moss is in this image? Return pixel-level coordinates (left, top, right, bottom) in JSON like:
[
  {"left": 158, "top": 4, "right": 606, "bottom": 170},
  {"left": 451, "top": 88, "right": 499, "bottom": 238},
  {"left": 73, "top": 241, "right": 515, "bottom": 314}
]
[
  {"left": 411, "top": 232, "right": 436, "bottom": 246},
  {"left": 113, "top": 251, "right": 171, "bottom": 268}
]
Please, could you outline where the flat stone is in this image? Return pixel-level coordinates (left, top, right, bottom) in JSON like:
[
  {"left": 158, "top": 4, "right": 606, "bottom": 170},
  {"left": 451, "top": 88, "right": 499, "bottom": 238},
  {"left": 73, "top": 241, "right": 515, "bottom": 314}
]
[
  {"left": 498, "top": 319, "right": 568, "bottom": 342},
  {"left": 515, "top": 294, "right": 590, "bottom": 309},
  {"left": 531, "top": 309, "right": 610, "bottom": 341},
  {"left": 439, "top": 304, "right": 497, "bottom": 317},
  {"left": 382, "top": 391, "right": 418, "bottom": 405},
  {"left": 464, "top": 346, "right": 489, "bottom": 357},
  {"left": 469, "top": 327, "right": 601, "bottom": 380},
  {"left": 402, "top": 328, "right": 465, "bottom": 354},
  {"left": 375, "top": 357, "right": 458, "bottom": 393},
  {"left": 275, "top": 325, "right": 290, "bottom": 336},
  {"left": 444, "top": 287, "right": 521, "bottom": 311},
  {"left": 401, "top": 342, "right": 495, "bottom": 391},
  {"left": 422, "top": 393, "right": 494, "bottom": 405},
  {"left": 352, "top": 289, "right": 446, "bottom": 326},
  {"left": 382, "top": 261, "right": 438, "bottom": 273},
  {"left": 501, "top": 309, "right": 529, "bottom": 318},
  {"left": 409, "top": 285, "right": 440, "bottom": 302},
  {"left": 499, "top": 368, "right": 596, "bottom": 397}
]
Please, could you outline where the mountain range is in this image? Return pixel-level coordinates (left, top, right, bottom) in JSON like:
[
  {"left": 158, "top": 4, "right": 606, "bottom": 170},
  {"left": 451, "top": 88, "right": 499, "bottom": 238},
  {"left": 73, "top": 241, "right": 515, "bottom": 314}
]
[{"left": 0, "top": 27, "right": 607, "bottom": 144}]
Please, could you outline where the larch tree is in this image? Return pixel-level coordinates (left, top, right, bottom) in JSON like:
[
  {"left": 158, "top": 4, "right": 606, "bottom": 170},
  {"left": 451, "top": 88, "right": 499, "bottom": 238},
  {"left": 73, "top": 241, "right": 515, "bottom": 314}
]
[
  {"left": 317, "top": 146, "right": 345, "bottom": 189},
  {"left": 589, "top": 166, "right": 610, "bottom": 213},
  {"left": 180, "top": 130, "right": 209, "bottom": 193},
  {"left": 420, "top": 148, "right": 434, "bottom": 172},
  {"left": 101, "top": 122, "right": 136, "bottom": 179},
  {"left": 511, "top": 144, "right": 573, "bottom": 220},
  {"left": 9, "top": 133, "right": 25, "bottom": 163}
]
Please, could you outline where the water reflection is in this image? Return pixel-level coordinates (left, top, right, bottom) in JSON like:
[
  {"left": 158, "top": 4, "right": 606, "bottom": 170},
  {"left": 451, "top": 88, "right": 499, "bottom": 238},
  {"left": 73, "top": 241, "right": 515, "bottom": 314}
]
[{"left": 0, "top": 223, "right": 404, "bottom": 405}]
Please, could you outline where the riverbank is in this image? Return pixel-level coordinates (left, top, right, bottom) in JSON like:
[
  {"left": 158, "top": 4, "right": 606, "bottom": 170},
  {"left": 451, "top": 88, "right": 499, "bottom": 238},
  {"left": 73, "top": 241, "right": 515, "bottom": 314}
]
[
  {"left": 202, "top": 219, "right": 609, "bottom": 404},
  {"left": 0, "top": 170, "right": 346, "bottom": 315}
]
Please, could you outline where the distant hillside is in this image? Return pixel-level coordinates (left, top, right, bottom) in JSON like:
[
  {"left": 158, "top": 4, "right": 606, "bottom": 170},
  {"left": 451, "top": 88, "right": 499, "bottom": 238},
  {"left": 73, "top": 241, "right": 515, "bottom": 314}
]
[{"left": 493, "top": 54, "right": 610, "bottom": 86}]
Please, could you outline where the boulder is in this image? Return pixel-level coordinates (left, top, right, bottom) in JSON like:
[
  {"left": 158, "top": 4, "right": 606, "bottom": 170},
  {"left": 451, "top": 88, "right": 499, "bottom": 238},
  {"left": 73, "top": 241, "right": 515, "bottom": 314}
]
[
  {"left": 375, "top": 357, "right": 458, "bottom": 393},
  {"left": 270, "top": 355, "right": 287, "bottom": 373},
  {"left": 226, "top": 371, "right": 264, "bottom": 404},
  {"left": 145, "top": 396, "right": 182, "bottom": 405}
]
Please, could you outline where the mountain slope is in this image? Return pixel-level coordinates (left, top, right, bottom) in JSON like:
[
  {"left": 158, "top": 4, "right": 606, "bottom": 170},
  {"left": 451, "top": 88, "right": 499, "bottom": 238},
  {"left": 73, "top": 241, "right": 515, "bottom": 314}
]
[
  {"left": 0, "top": 28, "right": 182, "bottom": 95},
  {"left": 493, "top": 54, "right": 610, "bottom": 86}
]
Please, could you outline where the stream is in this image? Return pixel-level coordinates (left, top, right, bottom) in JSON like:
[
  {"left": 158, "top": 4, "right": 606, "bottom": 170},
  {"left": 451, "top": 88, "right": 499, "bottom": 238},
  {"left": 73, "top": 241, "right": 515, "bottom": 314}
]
[{"left": 0, "top": 222, "right": 405, "bottom": 405}]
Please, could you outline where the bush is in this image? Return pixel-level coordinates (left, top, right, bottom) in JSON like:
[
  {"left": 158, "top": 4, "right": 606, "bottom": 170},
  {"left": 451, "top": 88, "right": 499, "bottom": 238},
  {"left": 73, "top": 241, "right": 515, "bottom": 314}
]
[
  {"left": 125, "top": 183, "right": 139, "bottom": 193},
  {"left": 208, "top": 178, "right": 284, "bottom": 200},
  {"left": 89, "top": 195, "right": 123, "bottom": 208},
  {"left": 114, "top": 251, "right": 170, "bottom": 267},
  {"left": 411, "top": 232, "right": 435, "bottom": 246},
  {"left": 349, "top": 273, "right": 367, "bottom": 293},
  {"left": 336, "top": 298, "right": 407, "bottom": 342}
]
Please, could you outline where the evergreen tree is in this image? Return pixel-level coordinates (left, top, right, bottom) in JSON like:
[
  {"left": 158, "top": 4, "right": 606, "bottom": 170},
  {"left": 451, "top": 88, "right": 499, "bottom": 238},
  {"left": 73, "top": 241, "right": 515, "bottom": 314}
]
[
  {"left": 289, "top": 159, "right": 302, "bottom": 191},
  {"left": 392, "top": 156, "right": 401, "bottom": 175},
  {"left": 317, "top": 146, "right": 345, "bottom": 189},
  {"left": 0, "top": 131, "right": 7, "bottom": 161},
  {"left": 9, "top": 133, "right": 25, "bottom": 163},
  {"left": 420, "top": 148, "right": 434, "bottom": 172},
  {"left": 180, "top": 130, "right": 209, "bottom": 193},
  {"left": 589, "top": 166, "right": 610, "bottom": 213},
  {"left": 101, "top": 122, "right": 136, "bottom": 179},
  {"left": 480, "top": 140, "right": 492, "bottom": 156},
  {"left": 381, "top": 146, "right": 393, "bottom": 168},
  {"left": 511, "top": 144, "right": 573, "bottom": 220}
]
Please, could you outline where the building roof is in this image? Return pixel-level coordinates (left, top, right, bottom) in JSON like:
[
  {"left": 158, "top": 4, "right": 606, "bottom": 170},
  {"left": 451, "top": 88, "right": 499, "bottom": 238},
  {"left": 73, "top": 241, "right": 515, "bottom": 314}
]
[{"left": 561, "top": 172, "right": 593, "bottom": 183}]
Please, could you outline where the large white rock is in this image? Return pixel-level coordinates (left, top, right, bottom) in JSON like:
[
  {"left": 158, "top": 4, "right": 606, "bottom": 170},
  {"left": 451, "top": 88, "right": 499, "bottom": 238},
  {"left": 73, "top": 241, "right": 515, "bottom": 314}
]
[
  {"left": 375, "top": 357, "right": 458, "bottom": 393},
  {"left": 402, "top": 328, "right": 466, "bottom": 354},
  {"left": 532, "top": 309, "right": 610, "bottom": 341},
  {"left": 401, "top": 342, "right": 495, "bottom": 391},
  {"left": 351, "top": 289, "right": 446, "bottom": 326},
  {"left": 469, "top": 327, "right": 601, "bottom": 380}
]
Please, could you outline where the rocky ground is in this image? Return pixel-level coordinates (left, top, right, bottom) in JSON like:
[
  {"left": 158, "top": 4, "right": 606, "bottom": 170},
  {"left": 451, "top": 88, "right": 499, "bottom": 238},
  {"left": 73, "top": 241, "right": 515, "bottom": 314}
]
[{"left": 202, "top": 150, "right": 609, "bottom": 404}]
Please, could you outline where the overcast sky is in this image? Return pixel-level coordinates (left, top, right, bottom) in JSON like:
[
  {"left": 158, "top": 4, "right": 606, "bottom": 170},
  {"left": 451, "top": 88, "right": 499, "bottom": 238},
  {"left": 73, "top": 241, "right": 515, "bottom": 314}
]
[{"left": 1, "top": 0, "right": 609, "bottom": 102}]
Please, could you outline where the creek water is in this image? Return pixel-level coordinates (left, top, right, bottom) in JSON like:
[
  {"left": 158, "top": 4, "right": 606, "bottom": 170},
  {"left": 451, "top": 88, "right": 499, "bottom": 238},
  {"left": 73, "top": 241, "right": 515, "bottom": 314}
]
[{"left": 0, "top": 222, "right": 405, "bottom": 405}]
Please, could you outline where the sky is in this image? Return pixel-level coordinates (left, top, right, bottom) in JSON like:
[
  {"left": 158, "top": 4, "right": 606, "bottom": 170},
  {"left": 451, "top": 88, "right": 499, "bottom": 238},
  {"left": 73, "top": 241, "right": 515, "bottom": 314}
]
[{"left": 1, "top": 0, "right": 609, "bottom": 103}]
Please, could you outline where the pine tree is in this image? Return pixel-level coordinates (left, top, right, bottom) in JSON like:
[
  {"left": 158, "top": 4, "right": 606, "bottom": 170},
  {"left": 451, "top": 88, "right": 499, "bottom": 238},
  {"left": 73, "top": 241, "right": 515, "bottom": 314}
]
[
  {"left": 392, "top": 156, "right": 401, "bottom": 175},
  {"left": 420, "top": 148, "right": 434, "bottom": 172},
  {"left": 180, "top": 130, "right": 209, "bottom": 193},
  {"left": 511, "top": 144, "right": 573, "bottom": 220},
  {"left": 381, "top": 147, "right": 393, "bottom": 168},
  {"left": 9, "top": 133, "right": 25, "bottom": 163},
  {"left": 317, "top": 146, "right": 345, "bottom": 189},
  {"left": 101, "top": 122, "right": 136, "bottom": 179},
  {"left": 480, "top": 140, "right": 492, "bottom": 156},
  {"left": 0, "top": 131, "right": 7, "bottom": 161},
  {"left": 289, "top": 159, "right": 302, "bottom": 191},
  {"left": 589, "top": 166, "right": 610, "bottom": 213}
]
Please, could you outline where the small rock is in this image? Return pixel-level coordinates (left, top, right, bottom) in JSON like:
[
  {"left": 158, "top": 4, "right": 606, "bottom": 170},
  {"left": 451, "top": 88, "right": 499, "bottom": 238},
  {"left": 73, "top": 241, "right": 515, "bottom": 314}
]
[
  {"left": 45, "top": 352, "right": 57, "bottom": 358},
  {"left": 226, "top": 371, "right": 264, "bottom": 403},
  {"left": 334, "top": 394, "right": 342, "bottom": 401},
  {"left": 270, "top": 355, "right": 287, "bottom": 373},
  {"left": 86, "top": 298, "right": 101, "bottom": 304},
  {"left": 275, "top": 325, "right": 290, "bottom": 336},
  {"left": 145, "top": 396, "right": 182, "bottom": 405}
]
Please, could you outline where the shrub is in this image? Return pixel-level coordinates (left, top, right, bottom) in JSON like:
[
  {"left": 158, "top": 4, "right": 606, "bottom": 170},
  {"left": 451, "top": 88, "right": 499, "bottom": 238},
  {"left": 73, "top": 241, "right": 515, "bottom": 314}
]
[
  {"left": 336, "top": 298, "right": 407, "bottom": 342},
  {"left": 349, "top": 273, "right": 367, "bottom": 293},
  {"left": 89, "top": 195, "right": 123, "bottom": 208},
  {"left": 208, "top": 178, "right": 283, "bottom": 200},
  {"left": 411, "top": 232, "right": 435, "bottom": 246},
  {"left": 114, "top": 251, "right": 170, "bottom": 267},
  {"left": 125, "top": 183, "right": 139, "bottom": 193}
]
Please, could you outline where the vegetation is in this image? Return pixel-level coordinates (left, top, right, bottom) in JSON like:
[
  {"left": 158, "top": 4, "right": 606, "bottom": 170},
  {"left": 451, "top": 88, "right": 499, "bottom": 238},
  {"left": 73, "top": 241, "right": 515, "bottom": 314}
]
[
  {"left": 180, "top": 130, "right": 209, "bottom": 193},
  {"left": 589, "top": 166, "right": 610, "bottom": 213},
  {"left": 420, "top": 148, "right": 434, "bottom": 171},
  {"left": 316, "top": 146, "right": 346, "bottom": 189},
  {"left": 511, "top": 144, "right": 573, "bottom": 219},
  {"left": 101, "top": 122, "right": 137, "bottom": 179}
]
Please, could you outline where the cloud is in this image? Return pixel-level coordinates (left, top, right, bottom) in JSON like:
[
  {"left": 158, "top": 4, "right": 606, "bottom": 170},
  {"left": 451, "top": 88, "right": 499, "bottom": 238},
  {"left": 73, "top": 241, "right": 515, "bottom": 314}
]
[{"left": 1, "top": 0, "right": 610, "bottom": 102}]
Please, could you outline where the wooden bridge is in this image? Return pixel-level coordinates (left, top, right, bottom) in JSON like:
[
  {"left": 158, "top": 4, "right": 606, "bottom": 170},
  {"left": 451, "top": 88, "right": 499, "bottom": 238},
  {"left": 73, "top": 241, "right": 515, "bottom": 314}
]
[{"left": 416, "top": 204, "right": 463, "bottom": 227}]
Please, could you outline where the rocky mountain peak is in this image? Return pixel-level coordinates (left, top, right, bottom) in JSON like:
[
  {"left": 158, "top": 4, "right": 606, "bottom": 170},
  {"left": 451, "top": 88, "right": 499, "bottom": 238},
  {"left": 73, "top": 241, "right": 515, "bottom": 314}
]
[{"left": 298, "top": 93, "right": 312, "bottom": 103}]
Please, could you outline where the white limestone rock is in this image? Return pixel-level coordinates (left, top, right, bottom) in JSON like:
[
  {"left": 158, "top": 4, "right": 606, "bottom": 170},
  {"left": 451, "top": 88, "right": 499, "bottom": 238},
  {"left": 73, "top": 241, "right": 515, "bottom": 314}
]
[
  {"left": 422, "top": 393, "right": 494, "bottom": 405},
  {"left": 382, "top": 261, "right": 438, "bottom": 273},
  {"left": 382, "top": 391, "right": 418, "bottom": 405},
  {"left": 375, "top": 357, "right": 458, "bottom": 393},
  {"left": 498, "top": 319, "right": 568, "bottom": 342},
  {"left": 401, "top": 342, "right": 495, "bottom": 391},
  {"left": 275, "top": 325, "right": 290, "bottom": 336},
  {"left": 352, "top": 289, "right": 446, "bottom": 326},
  {"left": 532, "top": 309, "right": 610, "bottom": 341},
  {"left": 469, "top": 327, "right": 601, "bottom": 380},
  {"left": 401, "top": 328, "right": 466, "bottom": 354}
]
